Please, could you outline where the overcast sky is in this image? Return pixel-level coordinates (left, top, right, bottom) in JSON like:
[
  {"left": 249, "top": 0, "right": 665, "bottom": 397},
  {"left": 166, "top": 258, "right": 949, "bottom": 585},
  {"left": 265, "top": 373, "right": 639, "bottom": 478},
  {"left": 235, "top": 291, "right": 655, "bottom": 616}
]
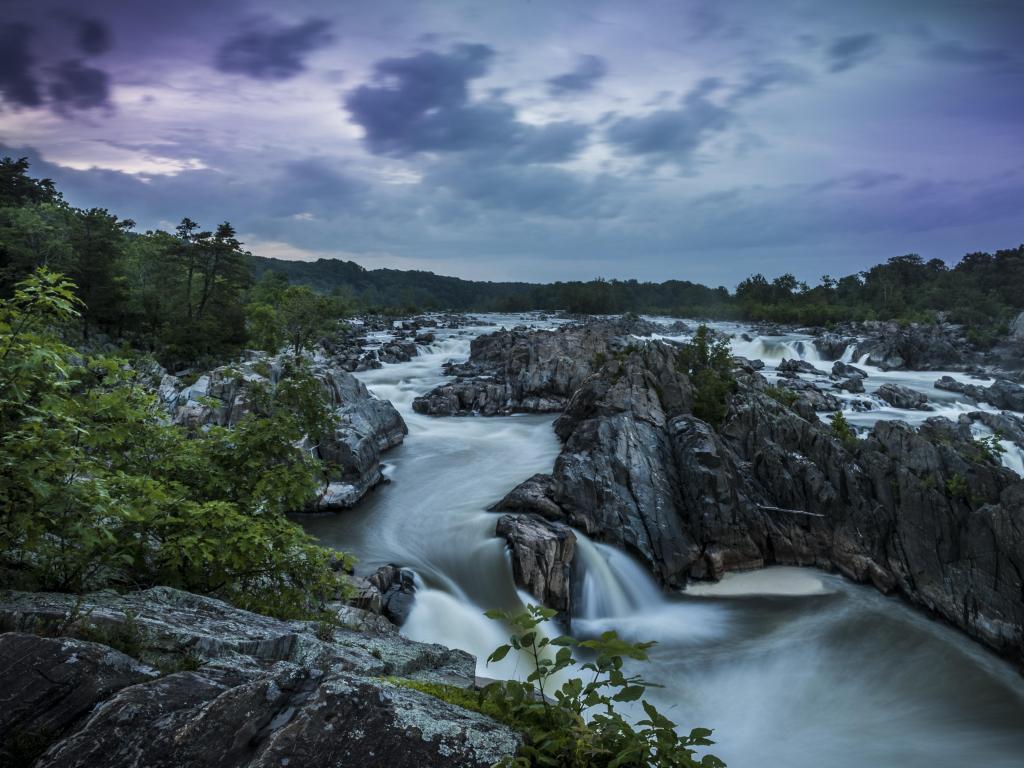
[{"left": 1, "top": 0, "right": 1021, "bottom": 287}]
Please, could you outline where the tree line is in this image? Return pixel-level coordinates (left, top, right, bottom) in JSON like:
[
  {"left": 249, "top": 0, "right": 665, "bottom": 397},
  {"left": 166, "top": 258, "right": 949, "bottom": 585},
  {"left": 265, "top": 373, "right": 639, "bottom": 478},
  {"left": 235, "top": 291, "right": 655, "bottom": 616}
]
[{"left": 3, "top": 156, "right": 1022, "bottom": 360}]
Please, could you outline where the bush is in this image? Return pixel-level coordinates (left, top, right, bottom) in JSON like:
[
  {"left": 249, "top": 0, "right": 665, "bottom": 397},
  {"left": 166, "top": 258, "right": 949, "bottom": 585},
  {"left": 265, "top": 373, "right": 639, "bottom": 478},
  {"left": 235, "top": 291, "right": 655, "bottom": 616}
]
[
  {"left": 676, "top": 325, "right": 735, "bottom": 428},
  {"left": 0, "top": 270, "right": 348, "bottom": 619},
  {"left": 828, "top": 411, "right": 859, "bottom": 451},
  {"left": 480, "top": 605, "right": 724, "bottom": 768}
]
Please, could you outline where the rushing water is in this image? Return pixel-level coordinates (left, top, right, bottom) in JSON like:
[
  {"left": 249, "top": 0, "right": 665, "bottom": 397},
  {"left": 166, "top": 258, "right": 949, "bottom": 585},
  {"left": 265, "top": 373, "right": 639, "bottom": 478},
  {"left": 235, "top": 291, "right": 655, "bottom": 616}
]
[{"left": 301, "top": 314, "right": 1024, "bottom": 767}]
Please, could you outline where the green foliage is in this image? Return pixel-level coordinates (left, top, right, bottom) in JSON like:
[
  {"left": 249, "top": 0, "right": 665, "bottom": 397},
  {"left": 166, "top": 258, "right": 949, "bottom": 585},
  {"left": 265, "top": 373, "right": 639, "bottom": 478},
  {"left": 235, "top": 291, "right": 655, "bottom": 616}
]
[
  {"left": 765, "top": 386, "right": 798, "bottom": 409},
  {"left": 946, "top": 473, "right": 970, "bottom": 501},
  {"left": 828, "top": 411, "right": 859, "bottom": 451},
  {"left": 0, "top": 270, "right": 347, "bottom": 618},
  {"left": 480, "top": 605, "right": 724, "bottom": 768},
  {"left": 972, "top": 434, "right": 1005, "bottom": 465},
  {"left": 676, "top": 325, "right": 735, "bottom": 428}
]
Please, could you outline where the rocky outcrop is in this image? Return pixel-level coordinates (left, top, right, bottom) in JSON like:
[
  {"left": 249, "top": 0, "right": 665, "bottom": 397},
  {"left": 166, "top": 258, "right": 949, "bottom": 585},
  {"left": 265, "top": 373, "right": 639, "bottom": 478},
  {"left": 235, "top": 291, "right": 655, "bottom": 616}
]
[
  {"left": 412, "top": 317, "right": 657, "bottom": 416},
  {"left": 158, "top": 354, "right": 407, "bottom": 510},
  {"left": 0, "top": 634, "right": 158, "bottom": 765},
  {"left": 935, "top": 376, "right": 1024, "bottom": 412},
  {"left": 876, "top": 382, "right": 930, "bottom": 410},
  {"left": 848, "top": 321, "right": 969, "bottom": 370},
  {"left": 777, "top": 358, "right": 826, "bottom": 376},
  {"left": 351, "top": 565, "right": 418, "bottom": 626},
  {"left": 495, "top": 515, "right": 576, "bottom": 623},
  {"left": 0, "top": 588, "right": 520, "bottom": 768},
  {"left": 493, "top": 334, "right": 1024, "bottom": 665}
]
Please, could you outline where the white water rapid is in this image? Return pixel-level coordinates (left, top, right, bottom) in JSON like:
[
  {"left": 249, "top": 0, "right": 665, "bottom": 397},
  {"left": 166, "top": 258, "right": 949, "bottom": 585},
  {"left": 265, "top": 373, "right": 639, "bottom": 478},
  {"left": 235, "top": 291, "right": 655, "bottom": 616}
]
[{"left": 301, "top": 314, "right": 1024, "bottom": 767}]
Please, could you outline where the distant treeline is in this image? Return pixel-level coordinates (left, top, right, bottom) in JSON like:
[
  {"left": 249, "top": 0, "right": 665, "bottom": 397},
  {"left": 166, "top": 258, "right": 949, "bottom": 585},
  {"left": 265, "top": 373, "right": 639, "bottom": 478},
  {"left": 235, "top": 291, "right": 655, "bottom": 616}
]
[{"left": 3, "top": 156, "right": 1022, "bottom": 369}]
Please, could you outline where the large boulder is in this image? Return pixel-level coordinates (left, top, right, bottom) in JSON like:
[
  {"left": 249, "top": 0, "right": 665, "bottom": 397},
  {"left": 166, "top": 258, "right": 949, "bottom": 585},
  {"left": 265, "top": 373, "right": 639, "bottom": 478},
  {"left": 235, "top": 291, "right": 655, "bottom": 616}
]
[
  {"left": 496, "top": 515, "right": 576, "bottom": 623},
  {"left": 876, "top": 382, "right": 930, "bottom": 410},
  {"left": 0, "top": 589, "right": 520, "bottom": 768},
  {"left": 159, "top": 355, "right": 407, "bottom": 510},
  {"left": 412, "top": 317, "right": 657, "bottom": 416}
]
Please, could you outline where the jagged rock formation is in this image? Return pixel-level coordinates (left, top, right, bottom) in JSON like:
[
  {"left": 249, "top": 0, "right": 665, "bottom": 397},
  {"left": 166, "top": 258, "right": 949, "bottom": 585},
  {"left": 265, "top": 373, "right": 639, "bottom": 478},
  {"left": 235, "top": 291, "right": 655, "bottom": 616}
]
[
  {"left": 876, "top": 382, "right": 930, "bottom": 410},
  {"left": 936, "top": 376, "right": 1024, "bottom": 412},
  {"left": 490, "top": 332, "right": 1024, "bottom": 666},
  {"left": 157, "top": 353, "right": 407, "bottom": 509},
  {"left": 412, "top": 317, "right": 657, "bottom": 416},
  {"left": 350, "top": 565, "right": 418, "bottom": 626},
  {"left": 495, "top": 514, "right": 576, "bottom": 623},
  {"left": 0, "top": 588, "right": 519, "bottom": 768}
]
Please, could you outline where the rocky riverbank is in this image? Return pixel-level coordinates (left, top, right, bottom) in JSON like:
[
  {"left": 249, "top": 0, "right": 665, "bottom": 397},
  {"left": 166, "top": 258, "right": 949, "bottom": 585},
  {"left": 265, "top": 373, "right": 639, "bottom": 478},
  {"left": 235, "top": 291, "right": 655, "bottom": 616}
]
[
  {"left": 422, "top": 319, "right": 1024, "bottom": 663},
  {"left": 0, "top": 588, "right": 519, "bottom": 768}
]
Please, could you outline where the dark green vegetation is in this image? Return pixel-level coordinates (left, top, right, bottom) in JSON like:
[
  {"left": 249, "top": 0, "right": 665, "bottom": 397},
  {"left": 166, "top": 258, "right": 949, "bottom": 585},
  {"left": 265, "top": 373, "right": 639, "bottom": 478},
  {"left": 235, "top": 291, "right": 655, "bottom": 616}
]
[
  {"left": 4, "top": 156, "right": 1023, "bottom": 346},
  {"left": 473, "top": 605, "right": 723, "bottom": 768},
  {"left": 0, "top": 269, "right": 348, "bottom": 619},
  {"left": 676, "top": 326, "right": 736, "bottom": 427}
]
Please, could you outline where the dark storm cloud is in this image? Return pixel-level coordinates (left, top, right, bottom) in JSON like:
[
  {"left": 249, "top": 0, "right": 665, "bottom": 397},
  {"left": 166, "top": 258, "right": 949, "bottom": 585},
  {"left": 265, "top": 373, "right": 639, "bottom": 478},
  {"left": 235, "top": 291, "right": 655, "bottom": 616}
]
[
  {"left": 344, "top": 44, "right": 588, "bottom": 162},
  {"left": 49, "top": 60, "right": 111, "bottom": 111},
  {"left": 605, "top": 79, "right": 732, "bottom": 162},
  {"left": 76, "top": 18, "right": 113, "bottom": 55},
  {"left": 547, "top": 54, "right": 607, "bottom": 95},
  {"left": 826, "top": 33, "right": 880, "bottom": 73},
  {"left": 0, "top": 24, "right": 43, "bottom": 107},
  {"left": 216, "top": 18, "right": 333, "bottom": 80}
]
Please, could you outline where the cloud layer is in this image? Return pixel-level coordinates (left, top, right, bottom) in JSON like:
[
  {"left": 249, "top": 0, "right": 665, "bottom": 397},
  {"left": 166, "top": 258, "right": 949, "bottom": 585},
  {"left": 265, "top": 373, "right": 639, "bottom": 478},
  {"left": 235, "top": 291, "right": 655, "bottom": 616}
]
[{"left": 0, "top": 0, "right": 1021, "bottom": 286}]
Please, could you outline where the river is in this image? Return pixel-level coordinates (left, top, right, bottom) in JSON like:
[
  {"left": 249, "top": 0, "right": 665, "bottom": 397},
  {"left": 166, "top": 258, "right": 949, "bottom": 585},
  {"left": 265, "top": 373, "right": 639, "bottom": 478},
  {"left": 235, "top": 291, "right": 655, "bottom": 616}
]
[{"left": 301, "top": 315, "right": 1024, "bottom": 768}]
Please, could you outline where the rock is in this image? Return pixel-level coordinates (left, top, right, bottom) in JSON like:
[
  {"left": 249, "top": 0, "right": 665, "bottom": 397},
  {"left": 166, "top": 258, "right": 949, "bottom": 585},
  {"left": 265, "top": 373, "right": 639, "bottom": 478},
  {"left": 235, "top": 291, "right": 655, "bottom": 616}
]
[
  {"left": 366, "top": 565, "right": 417, "bottom": 626},
  {"left": 0, "top": 589, "right": 520, "bottom": 768},
  {"left": 935, "top": 375, "right": 969, "bottom": 395},
  {"left": 814, "top": 332, "right": 857, "bottom": 360},
  {"left": 0, "top": 634, "right": 157, "bottom": 765},
  {"left": 489, "top": 329, "right": 1024, "bottom": 665},
  {"left": 412, "top": 317, "right": 658, "bottom": 416},
  {"left": 158, "top": 355, "right": 407, "bottom": 510},
  {"left": 834, "top": 376, "right": 865, "bottom": 394},
  {"left": 777, "top": 358, "right": 826, "bottom": 376},
  {"left": 850, "top": 321, "right": 968, "bottom": 370},
  {"left": 986, "top": 380, "right": 1024, "bottom": 412},
  {"left": 1010, "top": 311, "right": 1024, "bottom": 341},
  {"left": 777, "top": 378, "right": 842, "bottom": 413},
  {"left": 876, "top": 383, "right": 930, "bottom": 410},
  {"left": 495, "top": 515, "right": 576, "bottom": 623},
  {"left": 832, "top": 361, "right": 867, "bottom": 379}
]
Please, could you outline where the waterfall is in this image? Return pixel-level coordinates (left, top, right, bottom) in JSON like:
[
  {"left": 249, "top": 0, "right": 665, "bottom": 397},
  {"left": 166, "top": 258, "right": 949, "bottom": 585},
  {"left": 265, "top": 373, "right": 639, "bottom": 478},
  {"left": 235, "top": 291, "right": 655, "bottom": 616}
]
[{"left": 574, "top": 536, "right": 663, "bottom": 619}]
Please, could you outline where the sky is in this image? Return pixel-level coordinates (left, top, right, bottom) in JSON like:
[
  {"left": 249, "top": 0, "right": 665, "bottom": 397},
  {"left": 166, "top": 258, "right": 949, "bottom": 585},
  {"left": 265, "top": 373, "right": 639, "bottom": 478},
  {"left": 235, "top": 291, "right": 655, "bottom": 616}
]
[{"left": 0, "top": 0, "right": 1022, "bottom": 288}]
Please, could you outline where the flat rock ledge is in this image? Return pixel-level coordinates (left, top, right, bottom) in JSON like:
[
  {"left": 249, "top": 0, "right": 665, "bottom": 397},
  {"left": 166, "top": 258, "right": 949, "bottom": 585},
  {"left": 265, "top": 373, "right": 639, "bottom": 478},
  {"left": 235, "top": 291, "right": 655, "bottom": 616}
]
[{"left": 0, "top": 587, "right": 520, "bottom": 768}]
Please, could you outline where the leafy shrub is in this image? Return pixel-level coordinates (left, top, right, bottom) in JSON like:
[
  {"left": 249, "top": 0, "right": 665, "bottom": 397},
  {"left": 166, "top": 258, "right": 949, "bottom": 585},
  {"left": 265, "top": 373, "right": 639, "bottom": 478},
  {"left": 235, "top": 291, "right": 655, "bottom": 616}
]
[
  {"left": 946, "top": 474, "right": 970, "bottom": 501},
  {"left": 828, "top": 411, "right": 859, "bottom": 451},
  {"left": 972, "top": 434, "right": 1005, "bottom": 465},
  {"left": 0, "top": 270, "right": 347, "bottom": 619},
  {"left": 676, "top": 325, "right": 736, "bottom": 428},
  {"left": 480, "top": 605, "right": 724, "bottom": 768},
  {"left": 765, "top": 386, "right": 798, "bottom": 409}
]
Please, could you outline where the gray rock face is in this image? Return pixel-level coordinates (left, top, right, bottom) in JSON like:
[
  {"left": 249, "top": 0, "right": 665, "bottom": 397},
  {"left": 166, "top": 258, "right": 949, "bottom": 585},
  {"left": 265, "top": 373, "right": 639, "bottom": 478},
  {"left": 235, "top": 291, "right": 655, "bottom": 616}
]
[
  {"left": 849, "top": 321, "right": 969, "bottom": 370},
  {"left": 814, "top": 333, "right": 857, "bottom": 360},
  {"left": 777, "top": 358, "right": 826, "bottom": 376},
  {"left": 493, "top": 329, "right": 1024, "bottom": 665},
  {"left": 159, "top": 354, "right": 407, "bottom": 510},
  {"left": 362, "top": 565, "right": 417, "bottom": 626},
  {"left": 876, "top": 382, "right": 930, "bottom": 410},
  {"left": 0, "top": 634, "right": 158, "bottom": 765},
  {"left": 412, "top": 317, "right": 657, "bottom": 416},
  {"left": 0, "top": 589, "right": 520, "bottom": 768},
  {"left": 834, "top": 376, "right": 865, "bottom": 394},
  {"left": 832, "top": 361, "right": 867, "bottom": 379},
  {"left": 934, "top": 376, "right": 1024, "bottom": 412},
  {"left": 496, "top": 515, "right": 576, "bottom": 623}
]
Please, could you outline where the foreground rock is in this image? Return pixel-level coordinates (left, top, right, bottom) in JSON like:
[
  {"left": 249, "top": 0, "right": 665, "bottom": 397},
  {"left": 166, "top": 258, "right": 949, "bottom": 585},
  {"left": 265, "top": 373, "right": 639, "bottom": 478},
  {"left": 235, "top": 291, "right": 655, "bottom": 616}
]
[
  {"left": 0, "top": 588, "right": 519, "bottom": 768},
  {"left": 492, "top": 331, "right": 1024, "bottom": 665},
  {"left": 158, "top": 352, "right": 407, "bottom": 509},
  {"left": 876, "top": 382, "right": 930, "bottom": 410},
  {"left": 412, "top": 316, "right": 657, "bottom": 416}
]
